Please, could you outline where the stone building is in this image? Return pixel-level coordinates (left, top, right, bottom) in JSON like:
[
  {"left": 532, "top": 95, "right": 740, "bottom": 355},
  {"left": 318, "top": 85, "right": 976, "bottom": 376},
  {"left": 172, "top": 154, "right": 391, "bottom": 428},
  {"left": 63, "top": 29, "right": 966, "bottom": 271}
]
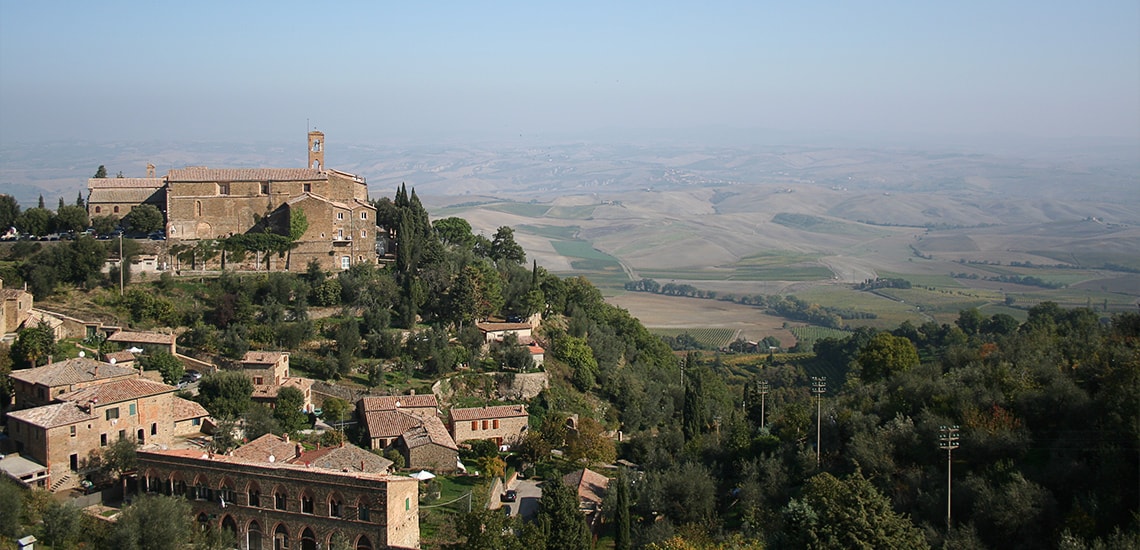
[
  {"left": 162, "top": 131, "right": 377, "bottom": 272},
  {"left": 356, "top": 394, "right": 459, "bottom": 472},
  {"left": 449, "top": 404, "right": 530, "bottom": 447},
  {"left": 86, "top": 174, "right": 166, "bottom": 219},
  {"left": 6, "top": 376, "right": 207, "bottom": 481},
  {"left": 8, "top": 357, "right": 138, "bottom": 409},
  {"left": 239, "top": 351, "right": 290, "bottom": 386},
  {"left": 137, "top": 447, "right": 419, "bottom": 550},
  {"left": 396, "top": 416, "right": 459, "bottom": 473},
  {"left": 0, "top": 280, "right": 33, "bottom": 336}
]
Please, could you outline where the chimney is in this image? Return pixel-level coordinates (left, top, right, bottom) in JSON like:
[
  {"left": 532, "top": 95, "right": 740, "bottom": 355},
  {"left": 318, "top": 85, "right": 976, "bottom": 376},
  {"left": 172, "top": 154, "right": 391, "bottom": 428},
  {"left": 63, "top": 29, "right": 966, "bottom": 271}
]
[
  {"left": 295, "top": 443, "right": 302, "bottom": 458},
  {"left": 361, "top": 460, "right": 365, "bottom": 472},
  {"left": 409, "top": 389, "right": 415, "bottom": 396},
  {"left": 284, "top": 433, "right": 289, "bottom": 443}
]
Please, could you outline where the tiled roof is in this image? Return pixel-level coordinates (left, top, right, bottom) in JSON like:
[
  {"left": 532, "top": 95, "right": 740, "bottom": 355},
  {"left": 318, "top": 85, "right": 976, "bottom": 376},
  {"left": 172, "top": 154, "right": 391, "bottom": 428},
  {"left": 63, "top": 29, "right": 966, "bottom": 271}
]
[
  {"left": 167, "top": 167, "right": 325, "bottom": 182},
  {"left": 241, "top": 351, "right": 287, "bottom": 365},
  {"left": 88, "top": 188, "right": 163, "bottom": 204},
  {"left": 449, "top": 404, "right": 528, "bottom": 422},
  {"left": 1, "top": 288, "right": 27, "bottom": 300},
  {"left": 58, "top": 378, "right": 174, "bottom": 405},
  {"left": 293, "top": 444, "right": 393, "bottom": 473},
  {"left": 107, "top": 330, "right": 174, "bottom": 345},
  {"left": 401, "top": 416, "right": 458, "bottom": 451},
  {"left": 475, "top": 322, "right": 532, "bottom": 333},
  {"left": 87, "top": 178, "right": 166, "bottom": 189},
  {"left": 173, "top": 397, "right": 210, "bottom": 422},
  {"left": 528, "top": 344, "right": 545, "bottom": 354},
  {"left": 139, "top": 449, "right": 398, "bottom": 482},
  {"left": 7, "top": 402, "right": 96, "bottom": 429},
  {"left": 104, "top": 350, "right": 136, "bottom": 364},
  {"left": 363, "top": 410, "right": 425, "bottom": 439},
  {"left": 563, "top": 468, "right": 610, "bottom": 505},
  {"left": 9, "top": 358, "right": 137, "bottom": 387},
  {"left": 231, "top": 434, "right": 302, "bottom": 463},
  {"left": 359, "top": 394, "right": 439, "bottom": 412}
]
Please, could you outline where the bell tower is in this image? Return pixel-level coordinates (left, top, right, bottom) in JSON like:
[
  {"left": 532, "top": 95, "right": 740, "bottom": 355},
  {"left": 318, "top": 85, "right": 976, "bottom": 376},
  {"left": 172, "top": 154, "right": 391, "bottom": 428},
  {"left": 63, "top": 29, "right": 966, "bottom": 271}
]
[{"left": 308, "top": 131, "right": 325, "bottom": 171}]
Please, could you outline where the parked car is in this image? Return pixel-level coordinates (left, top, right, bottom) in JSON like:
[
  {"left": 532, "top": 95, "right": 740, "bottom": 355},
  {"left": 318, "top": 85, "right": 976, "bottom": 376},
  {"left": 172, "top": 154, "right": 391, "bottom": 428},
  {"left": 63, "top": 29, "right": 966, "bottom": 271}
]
[
  {"left": 181, "top": 370, "right": 202, "bottom": 383},
  {"left": 500, "top": 489, "right": 517, "bottom": 502}
]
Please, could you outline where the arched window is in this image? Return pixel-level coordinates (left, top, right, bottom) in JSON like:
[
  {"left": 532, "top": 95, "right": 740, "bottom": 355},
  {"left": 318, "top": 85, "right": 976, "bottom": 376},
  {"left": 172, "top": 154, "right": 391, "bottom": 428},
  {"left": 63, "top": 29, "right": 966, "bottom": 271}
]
[
  {"left": 196, "top": 513, "right": 210, "bottom": 531},
  {"left": 94, "top": 206, "right": 102, "bottom": 214},
  {"left": 221, "top": 515, "right": 238, "bottom": 540},
  {"left": 273, "top": 524, "right": 289, "bottom": 550},
  {"left": 219, "top": 478, "right": 236, "bottom": 506},
  {"left": 301, "top": 527, "right": 318, "bottom": 550},
  {"left": 247, "top": 481, "right": 262, "bottom": 507},
  {"left": 195, "top": 200, "right": 202, "bottom": 217},
  {"left": 113, "top": 206, "right": 120, "bottom": 214},
  {"left": 274, "top": 488, "right": 288, "bottom": 510},
  {"left": 355, "top": 534, "right": 373, "bottom": 550},
  {"left": 247, "top": 520, "right": 263, "bottom": 550},
  {"left": 356, "top": 498, "right": 370, "bottom": 522},
  {"left": 300, "top": 491, "right": 314, "bottom": 514},
  {"left": 329, "top": 493, "right": 344, "bottom": 517}
]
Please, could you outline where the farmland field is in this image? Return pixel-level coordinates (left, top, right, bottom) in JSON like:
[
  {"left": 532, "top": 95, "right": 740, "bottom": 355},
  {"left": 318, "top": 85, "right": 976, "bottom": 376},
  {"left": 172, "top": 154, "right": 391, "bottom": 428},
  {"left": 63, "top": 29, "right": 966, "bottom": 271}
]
[
  {"left": 790, "top": 326, "right": 851, "bottom": 347},
  {"left": 648, "top": 328, "right": 739, "bottom": 349}
]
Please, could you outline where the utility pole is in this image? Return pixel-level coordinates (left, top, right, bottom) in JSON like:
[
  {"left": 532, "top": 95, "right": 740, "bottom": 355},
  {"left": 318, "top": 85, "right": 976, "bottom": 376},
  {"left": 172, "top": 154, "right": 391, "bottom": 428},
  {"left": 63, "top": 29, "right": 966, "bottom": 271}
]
[
  {"left": 758, "top": 379, "right": 770, "bottom": 428},
  {"left": 119, "top": 232, "right": 124, "bottom": 296},
  {"left": 811, "top": 376, "right": 826, "bottom": 464},
  {"left": 939, "top": 425, "right": 960, "bottom": 530}
]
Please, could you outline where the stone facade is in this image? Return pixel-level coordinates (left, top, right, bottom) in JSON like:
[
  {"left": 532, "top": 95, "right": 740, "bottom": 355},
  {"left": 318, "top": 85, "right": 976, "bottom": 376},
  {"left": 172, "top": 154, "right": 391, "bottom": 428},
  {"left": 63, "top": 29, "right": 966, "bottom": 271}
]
[
  {"left": 449, "top": 405, "right": 530, "bottom": 446},
  {"left": 86, "top": 177, "right": 166, "bottom": 219},
  {"left": 239, "top": 351, "right": 290, "bottom": 386},
  {"left": 8, "top": 358, "right": 138, "bottom": 409},
  {"left": 283, "top": 193, "right": 377, "bottom": 272},
  {"left": 397, "top": 416, "right": 459, "bottom": 473},
  {"left": 137, "top": 448, "right": 419, "bottom": 550},
  {"left": 0, "top": 283, "right": 33, "bottom": 335}
]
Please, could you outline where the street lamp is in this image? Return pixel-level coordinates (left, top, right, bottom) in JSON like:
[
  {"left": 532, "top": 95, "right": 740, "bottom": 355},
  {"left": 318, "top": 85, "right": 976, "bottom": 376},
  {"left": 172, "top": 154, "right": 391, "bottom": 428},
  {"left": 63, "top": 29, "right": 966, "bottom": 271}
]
[
  {"left": 939, "top": 425, "right": 960, "bottom": 530},
  {"left": 811, "top": 376, "right": 826, "bottom": 464}
]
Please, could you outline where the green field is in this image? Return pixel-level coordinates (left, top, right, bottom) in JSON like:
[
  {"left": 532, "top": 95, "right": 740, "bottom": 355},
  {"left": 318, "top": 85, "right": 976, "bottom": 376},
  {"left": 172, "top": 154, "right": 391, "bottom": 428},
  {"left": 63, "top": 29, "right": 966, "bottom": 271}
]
[
  {"left": 790, "top": 326, "right": 851, "bottom": 347},
  {"left": 516, "top": 224, "right": 579, "bottom": 240},
  {"left": 550, "top": 239, "right": 628, "bottom": 289},
  {"left": 648, "top": 328, "right": 738, "bottom": 349}
]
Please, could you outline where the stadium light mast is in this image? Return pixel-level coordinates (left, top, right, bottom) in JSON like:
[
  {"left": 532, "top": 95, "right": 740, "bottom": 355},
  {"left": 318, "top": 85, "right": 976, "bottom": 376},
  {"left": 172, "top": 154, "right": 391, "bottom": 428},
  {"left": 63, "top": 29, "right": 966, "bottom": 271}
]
[{"left": 811, "top": 376, "right": 827, "bottom": 464}]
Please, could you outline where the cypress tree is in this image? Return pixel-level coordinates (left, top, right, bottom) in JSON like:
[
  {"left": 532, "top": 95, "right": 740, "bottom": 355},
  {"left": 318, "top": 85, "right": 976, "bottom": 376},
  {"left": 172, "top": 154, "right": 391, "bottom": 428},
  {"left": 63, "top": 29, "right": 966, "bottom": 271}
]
[{"left": 614, "top": 469, "right": 632, "bottom": 550}]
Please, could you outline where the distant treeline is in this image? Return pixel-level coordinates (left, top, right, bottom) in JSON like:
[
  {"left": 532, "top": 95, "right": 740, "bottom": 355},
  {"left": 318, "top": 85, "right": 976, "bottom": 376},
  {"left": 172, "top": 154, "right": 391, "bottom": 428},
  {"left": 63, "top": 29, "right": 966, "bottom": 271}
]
[
  {"left": 854, "top": 277, "right": 912, "bottom": 290},
  {"left": 624, "top": 278, "right": 877, "bottom": 328},
  {"left": 859, "top": 219, "right": 1002, "bottom": 230},
  {"left": 957, "top": 258, "right": 1139, "bottom": 274},
  {"left": 951, "top": 272, "right": 1066, "bottom": 289}
]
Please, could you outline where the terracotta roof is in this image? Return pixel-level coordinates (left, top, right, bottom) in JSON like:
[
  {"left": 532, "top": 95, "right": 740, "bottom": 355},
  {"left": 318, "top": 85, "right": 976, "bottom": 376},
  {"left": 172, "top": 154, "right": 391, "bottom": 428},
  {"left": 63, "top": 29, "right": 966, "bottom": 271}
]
[
  {"left": 363, "top": 410, "right": 425, "bottom": 439},
  {"left": 88, "top": 188, "right": 164, "bottom": 204},
  {"left": 138, "top": 449, "right": 399, "bottom": 482},
  {"left": 1, "top": 288, "right": 27, "bottom": 300},
  {"left": 173, "top": 397, "right": 210, "bottom": 422},
  {"left": 241, "top": 351, "right": 288, "bottom": 365},
  {"left": 7, "top": 402, "right": 96, "bottom": 429},
  {"left": 528, "top": 344, "right": 545, "bottom": 354},
  {"left": 293, "top": 444, "right": 393, "bottom": 473},
  {"left": 167, "top": 167, "right": 325, "bottom": 182},
  {"left": 475, "top": 322, "right": 532, "bottom": 333},
  {"left": 401, "top": 416, "right": 458, "bottom": 451},
  {"left": 24, "top": 310, "right": 63, "bottom": 329},
  {"left": 87, "top": 178, "right": 166, "bottom": 189},
  {"left": 449, "top": 404, "right": 528, "bottom": 422},
  {"left": 231, "top": 434, "right": 302, "bottom": 463},
  {"left": 104, "top": 350, "right": 136, "bottom": 364},
  {"left": 58, "top": 378, "right": 174, "bottom": 405},
  {"left": 563, "top": 468, "right": 610, "bottom": 505},
  {"left": 107, "top": 330, "right": 174, "bottom": 345},
  {"left": 9, "top": 358, "right": 137, "bottom": 387},
  {"left": 359, "top": 394, "right": 439, "bottom": 413}
]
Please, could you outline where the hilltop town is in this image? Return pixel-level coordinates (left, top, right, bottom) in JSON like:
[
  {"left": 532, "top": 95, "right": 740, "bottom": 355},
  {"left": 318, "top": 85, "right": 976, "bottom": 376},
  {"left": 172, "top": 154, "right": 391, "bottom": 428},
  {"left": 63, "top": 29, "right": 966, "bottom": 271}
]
[{"left": 0, "top": 134, "right": 1136, "bottom": 550}]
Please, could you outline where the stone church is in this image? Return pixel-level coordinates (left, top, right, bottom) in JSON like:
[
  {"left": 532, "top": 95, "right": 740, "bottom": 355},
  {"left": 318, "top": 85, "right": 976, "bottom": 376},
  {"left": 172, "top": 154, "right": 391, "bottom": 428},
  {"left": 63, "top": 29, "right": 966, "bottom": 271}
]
[{"left": 88, "top": 132, "right": 377, "bottom": 272}]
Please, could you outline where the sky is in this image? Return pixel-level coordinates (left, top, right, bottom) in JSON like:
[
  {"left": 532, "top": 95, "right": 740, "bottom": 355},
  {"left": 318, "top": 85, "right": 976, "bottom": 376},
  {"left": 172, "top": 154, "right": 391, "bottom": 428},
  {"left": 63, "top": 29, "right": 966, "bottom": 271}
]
[{"left": 0, "top": 1, "right": 1137, "bottom": 146}]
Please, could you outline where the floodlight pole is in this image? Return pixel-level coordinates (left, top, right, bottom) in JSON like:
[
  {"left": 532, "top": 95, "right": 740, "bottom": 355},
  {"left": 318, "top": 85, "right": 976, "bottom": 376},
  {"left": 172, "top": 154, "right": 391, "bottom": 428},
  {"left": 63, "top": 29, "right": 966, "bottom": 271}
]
[
  {"left": 939, "top": 425, "right": 961, "bottom": 530},
  {"left": 811, "top": 376, "right": 826, "bottom": 464},
  {"left": 119, "top": 233, "right": 124, "bottom": 296}
]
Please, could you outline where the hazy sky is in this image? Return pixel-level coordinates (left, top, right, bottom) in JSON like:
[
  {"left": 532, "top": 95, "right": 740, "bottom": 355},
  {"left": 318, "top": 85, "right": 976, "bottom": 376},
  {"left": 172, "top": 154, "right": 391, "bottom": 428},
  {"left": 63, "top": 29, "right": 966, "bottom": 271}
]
[{"left": 1, "top": 1, "right": 1137, "bottom": 145}]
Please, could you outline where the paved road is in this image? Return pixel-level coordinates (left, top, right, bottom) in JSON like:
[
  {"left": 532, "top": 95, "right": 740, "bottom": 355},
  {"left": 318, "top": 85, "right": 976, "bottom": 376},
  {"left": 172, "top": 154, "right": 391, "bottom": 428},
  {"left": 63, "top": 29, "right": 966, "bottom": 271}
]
[{"left": 505, "top": 479, "right": 542, "bottom": 520}]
